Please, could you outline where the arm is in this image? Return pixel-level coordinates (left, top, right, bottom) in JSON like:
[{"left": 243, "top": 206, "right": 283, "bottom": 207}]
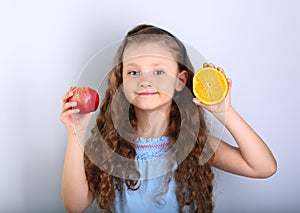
[
  {"left": 195, "top": 63, "right": 277, "bottom": 178},
  {"left": 210, "top": 107, "right": 276, "bottom": 178},
  {"left": 60, "top": 87, "right": 94, "bottom": 212}
]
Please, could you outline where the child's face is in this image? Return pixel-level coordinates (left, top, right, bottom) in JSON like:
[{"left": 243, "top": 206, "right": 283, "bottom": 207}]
[{"left": 122, "top": 42, "right": 180, "bottom": 112}]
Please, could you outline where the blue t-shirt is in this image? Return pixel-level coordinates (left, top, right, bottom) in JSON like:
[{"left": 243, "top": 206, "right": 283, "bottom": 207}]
[{"left": 114, "top": 136, "right": 180, "bottom": 213}]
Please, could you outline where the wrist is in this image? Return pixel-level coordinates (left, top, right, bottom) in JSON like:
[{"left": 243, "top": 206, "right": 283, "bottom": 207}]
[
  {"left": 213, "top": 105, "right": 234, "bottom": 124},
  {"left": 67, "top": 127, "right": 87, "bottom": 140}
]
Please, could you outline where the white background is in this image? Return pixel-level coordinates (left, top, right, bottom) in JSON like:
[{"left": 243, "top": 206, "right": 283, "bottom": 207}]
[{"left": 0, "top": 0, "right": 299, "bottom": 212}]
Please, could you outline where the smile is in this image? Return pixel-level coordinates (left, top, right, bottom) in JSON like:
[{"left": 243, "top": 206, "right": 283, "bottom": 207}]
[{"left": 136, "top": 91, "right": 159, "bottom": 96}]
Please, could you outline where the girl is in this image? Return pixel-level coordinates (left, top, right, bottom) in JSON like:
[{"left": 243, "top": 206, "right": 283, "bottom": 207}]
[{"left": 60, "top": 24, "right": 277, "bottom": 213}]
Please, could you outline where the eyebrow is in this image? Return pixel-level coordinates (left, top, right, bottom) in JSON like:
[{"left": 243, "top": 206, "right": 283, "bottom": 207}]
[
  {"left": 123, "top": 63, "right": 138, "bottom": 68},
  {"left": 123, "top": 62, "right": 169, "bottom": 68}
]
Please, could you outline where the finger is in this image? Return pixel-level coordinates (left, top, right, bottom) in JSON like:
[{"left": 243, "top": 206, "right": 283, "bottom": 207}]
[
  {"left": 66, "top": 108, "right": 80, "bottom": 115},
  {"left": 193, "top": 98, "right": 207, "bottom": 107},
  {"left": 203, "top": 62, "right": 209, "bottom": 67},
  {"left": 62, "top": 86, "right": 77, "bottom": 104},
  {"left": 193, "top": 98, "right": 200, "bottom": 105},
  {"left": 227, "top": 78, "right": 232, "bottom": 89},
  {"left": 62, "top": 90, "right": 74, "bottom": 104},
  {"left": 208, "top": 63, "right": 215, "bottom": 68},
  {"left": 60, "top": 108, "right": 80, "bottom": 122},
  {"left": 60, "top": 106, "right": 80, "bottom": 117},
  {"left": 217, "top": 66, "right": 225, "bottom": 75},
  {"left": 62, "top": 101, "right": 77, "bottom": 112},
  {"left": 70, "top": 86, "right": 76, "bottom": 90}
]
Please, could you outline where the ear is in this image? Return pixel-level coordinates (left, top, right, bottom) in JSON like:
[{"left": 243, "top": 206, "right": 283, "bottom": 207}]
[{"left": 176, "top": 70, "right": 188, "bottom": 92}]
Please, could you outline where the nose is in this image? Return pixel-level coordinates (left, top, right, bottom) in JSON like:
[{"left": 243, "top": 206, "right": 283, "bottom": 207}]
[
  {"left": 137, "top": 72, "right": 154, "bottom": 88},
  {"left": 139, "top": 80, "right": 152, "bottom": 88}
]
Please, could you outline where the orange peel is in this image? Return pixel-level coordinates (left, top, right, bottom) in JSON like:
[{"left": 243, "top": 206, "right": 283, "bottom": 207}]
[{"left": 193, "top": 67, "right": 228, "bottom": 105}]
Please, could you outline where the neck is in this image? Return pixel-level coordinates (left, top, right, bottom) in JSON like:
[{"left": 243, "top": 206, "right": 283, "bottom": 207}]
[{"left": 134, "top": 106, "right": 171, "bottom": 138}]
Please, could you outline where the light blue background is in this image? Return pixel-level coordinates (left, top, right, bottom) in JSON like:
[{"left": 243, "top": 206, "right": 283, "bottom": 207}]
[{"left": 0, "top": 0, "right": 299, "bottom": 212}]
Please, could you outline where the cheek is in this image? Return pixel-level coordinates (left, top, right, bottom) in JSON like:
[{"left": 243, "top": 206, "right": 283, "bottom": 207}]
[
  {"left": 122, "top": 79, "right": 136, "bottom": 102},
  {"left": 155, "top": 75, "right": 177, "bottom": 98}
]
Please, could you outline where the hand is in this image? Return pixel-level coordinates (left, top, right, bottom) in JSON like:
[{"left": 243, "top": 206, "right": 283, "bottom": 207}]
[
  {"left": 193, "top": 63, "right": 233, "bottom": 116},
  {"left": 60, "top": 86, "right": 93, "bottom": 135}
]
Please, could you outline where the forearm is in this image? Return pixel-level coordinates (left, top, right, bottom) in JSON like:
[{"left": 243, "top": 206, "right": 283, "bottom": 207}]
[
  {"left": 62, "top": 132, "right": 93, "bottom": 212},
  {"left": 215, "top": 107, "right": 277, "bottom": 176}
]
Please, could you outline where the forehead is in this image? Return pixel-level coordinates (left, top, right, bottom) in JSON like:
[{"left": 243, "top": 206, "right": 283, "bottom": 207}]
[
  {"left": 123, "top": 42, "right": 175, "bottom": 63},
  {"left": 123, "top": 56, "right": 177, "bottom": 70}
]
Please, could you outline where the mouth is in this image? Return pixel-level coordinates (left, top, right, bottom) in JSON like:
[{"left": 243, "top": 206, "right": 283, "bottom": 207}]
[{"left": 136, "top": 91, "right": 159, "bottom": 96}]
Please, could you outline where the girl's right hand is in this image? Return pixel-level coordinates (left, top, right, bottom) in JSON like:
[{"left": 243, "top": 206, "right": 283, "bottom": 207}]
[{"left": 60, "top": 86, "right": 93, "bottom": 135}]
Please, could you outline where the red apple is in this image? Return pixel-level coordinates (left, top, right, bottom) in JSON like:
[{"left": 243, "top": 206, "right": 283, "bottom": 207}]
[{"left": 69, "top": 87, "right": 100, "bottom": 114}]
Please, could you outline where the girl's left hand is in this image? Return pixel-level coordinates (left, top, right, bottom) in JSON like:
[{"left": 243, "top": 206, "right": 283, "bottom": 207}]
[{"left": 193, "top": 63, "right": 233, "bottom": 116}]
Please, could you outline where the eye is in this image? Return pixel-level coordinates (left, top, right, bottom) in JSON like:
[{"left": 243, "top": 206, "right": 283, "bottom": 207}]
[
  {"left": 153, "top": 70, "right": 165, "bottom": 75},
  {"left": 128, "top": 71, "right": 140, "bottom": 75}
]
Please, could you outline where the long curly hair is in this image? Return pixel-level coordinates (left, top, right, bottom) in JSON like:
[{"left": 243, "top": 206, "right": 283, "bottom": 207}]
[{"left": 84, "top": 24, "right": 215, "bottom": 212}]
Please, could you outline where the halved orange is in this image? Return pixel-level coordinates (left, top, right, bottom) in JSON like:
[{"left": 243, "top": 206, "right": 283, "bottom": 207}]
[{"left": 193, "top": 67, "right": 228, "bottom": 105}]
